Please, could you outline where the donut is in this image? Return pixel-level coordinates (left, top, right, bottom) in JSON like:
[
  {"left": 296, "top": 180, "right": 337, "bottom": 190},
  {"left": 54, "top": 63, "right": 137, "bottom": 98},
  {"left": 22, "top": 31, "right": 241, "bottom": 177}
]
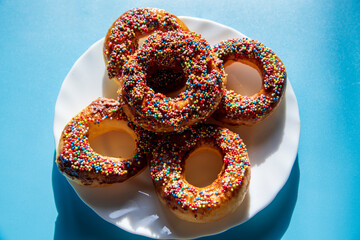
[
  {"left": 120, "top": 30, "right": 226, "bottom": 132},
  {"left": 56, "top": 97, "right": 153, "bottom": 186},
  {"left": 103, "top": 8, "right": 189, "bottom": 82},
  {"left": 149, "top": 124, "right": 251, "bottom": 222},
  {"left": 212, "top": 38, "right": 287, "bottom": 126}
]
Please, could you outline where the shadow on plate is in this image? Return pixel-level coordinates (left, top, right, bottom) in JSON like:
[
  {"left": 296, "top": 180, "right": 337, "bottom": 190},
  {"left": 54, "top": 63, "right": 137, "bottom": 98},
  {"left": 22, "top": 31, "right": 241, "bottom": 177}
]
[{"left": 52, "top": 151, "right": 299, "bottom": 240}]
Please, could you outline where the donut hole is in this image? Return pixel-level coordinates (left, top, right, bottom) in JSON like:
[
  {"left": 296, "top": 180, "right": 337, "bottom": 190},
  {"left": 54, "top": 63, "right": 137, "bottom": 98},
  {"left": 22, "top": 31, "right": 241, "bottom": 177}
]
[
  {"left": 224, "top": 60, "right": 262, "bottom": 96},
  {"left": 185, "top": 146, "right": 223, "bottom": 188},
  {"left": 146, "top": 60, "right": 187, "bottom": 98},
  {"left": 137, "top": 33, "right": 152, "bottom": 48},
  {"left": 88, "top": 120, "right": 137, "bottom": 159}
]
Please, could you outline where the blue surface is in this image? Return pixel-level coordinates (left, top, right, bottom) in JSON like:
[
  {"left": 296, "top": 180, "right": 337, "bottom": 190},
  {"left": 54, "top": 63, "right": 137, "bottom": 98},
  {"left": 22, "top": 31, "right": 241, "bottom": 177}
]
[{"left": 0, "top": 0, "right": 359, "bottom": 239}]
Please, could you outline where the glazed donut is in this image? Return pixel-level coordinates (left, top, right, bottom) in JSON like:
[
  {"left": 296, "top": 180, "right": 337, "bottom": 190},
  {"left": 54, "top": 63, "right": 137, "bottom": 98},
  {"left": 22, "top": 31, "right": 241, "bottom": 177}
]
[
  {"left": 120, "top": 30, "right": 226, "bottom": 132},
  {"left": 103, "top": 8, "right": 189, "bottom": 82},
  {"left": 56, "top": 97, "right": 153, "bottom": 186},
  {"left": 212, "top": 38, "right": 287, "bottom": 126},
  {"left": 149, "top": 124, "right": 251, "bottom": 222}
]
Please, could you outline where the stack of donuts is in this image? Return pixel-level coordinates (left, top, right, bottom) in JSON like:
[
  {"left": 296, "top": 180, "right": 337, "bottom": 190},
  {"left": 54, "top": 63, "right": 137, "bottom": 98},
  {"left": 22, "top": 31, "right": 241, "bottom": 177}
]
[{"left": 56, "top": 8, "right": 287, "bottom": 223}]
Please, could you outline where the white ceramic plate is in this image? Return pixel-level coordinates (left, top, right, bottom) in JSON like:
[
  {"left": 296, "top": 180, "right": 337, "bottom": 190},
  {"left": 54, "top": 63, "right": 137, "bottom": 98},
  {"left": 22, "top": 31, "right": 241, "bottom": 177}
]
[{"left": 53, "top": 16, "right": 300, "bottom": 239}]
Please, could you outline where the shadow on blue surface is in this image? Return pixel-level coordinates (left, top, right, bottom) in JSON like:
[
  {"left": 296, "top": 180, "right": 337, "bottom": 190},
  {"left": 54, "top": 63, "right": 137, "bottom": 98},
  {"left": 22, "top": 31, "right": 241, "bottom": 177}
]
[{"left": 52, "top": 151, "right": 299, "bottom": 240}]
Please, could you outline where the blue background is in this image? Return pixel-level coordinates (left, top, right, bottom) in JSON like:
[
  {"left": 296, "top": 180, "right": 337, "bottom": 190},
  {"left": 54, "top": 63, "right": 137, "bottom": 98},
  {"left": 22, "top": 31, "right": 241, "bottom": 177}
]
[{"left": 1, "top": 0, "right": 359, "bottom": 239}]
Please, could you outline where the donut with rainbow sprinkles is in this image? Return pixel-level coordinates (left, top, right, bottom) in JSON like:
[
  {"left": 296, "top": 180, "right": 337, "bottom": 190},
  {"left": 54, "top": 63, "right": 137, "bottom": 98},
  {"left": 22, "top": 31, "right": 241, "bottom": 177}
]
[
  {"left": 56, "top": 97, "right": 154, "bottom": 186},
  {"left": 212, "top": 38, "right": 287, "bottom": 126},
  {"left": 149, "top": 123, "right": 251, "bottom": 222},
  {"left": 103, "top": 8, "right": 189, "bottom": 82},
  {"left": 119, "top": 30, "right": 226, "bottom": 132}
]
